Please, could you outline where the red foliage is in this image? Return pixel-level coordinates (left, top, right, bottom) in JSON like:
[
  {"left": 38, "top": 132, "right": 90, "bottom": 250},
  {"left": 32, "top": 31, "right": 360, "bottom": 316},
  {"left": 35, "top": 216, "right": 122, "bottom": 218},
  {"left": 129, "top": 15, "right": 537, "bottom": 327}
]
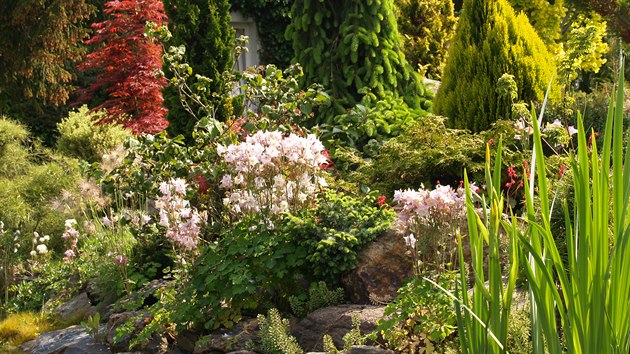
[{"left": 74, "top": 0, "right": 169, "bottom": 134}]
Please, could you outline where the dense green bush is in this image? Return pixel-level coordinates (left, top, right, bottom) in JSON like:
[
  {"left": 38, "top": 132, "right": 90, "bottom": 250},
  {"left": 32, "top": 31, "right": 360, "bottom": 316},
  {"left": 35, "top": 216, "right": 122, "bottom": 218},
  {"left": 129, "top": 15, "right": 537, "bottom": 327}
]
[
  {"left": 283, "top": 190, "right": 396, "bottom": 284},
  {"left": 434, "top": 0, "right": 558, "bottom": 132},
  {"left": 56, "top": 106, "right": 131, "bottom": 163},
  {"left": 394, "top": 0, "right": 457, "bottom": 79}
]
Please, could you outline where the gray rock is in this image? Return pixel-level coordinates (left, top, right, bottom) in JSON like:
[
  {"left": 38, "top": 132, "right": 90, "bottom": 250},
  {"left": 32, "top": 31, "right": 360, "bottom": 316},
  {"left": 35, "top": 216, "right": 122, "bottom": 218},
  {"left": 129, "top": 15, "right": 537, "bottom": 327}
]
[
  {"left": 342, "top": 230, "right": 414, "bottom": 304},
  {"left": 20, "top": 325, "right": 112, "bottom": 354},
  {"left": 52, "top": 292, "right": 93, "bottom": 326},
  {"left": 291, "top": 305, "right": 385, "bottom": 352},
  {"left": 193, "top": 318, "right": 258, "bottom": 353},
  {"left": 347, "top": 345, "right": 394, "bottom": 354}
]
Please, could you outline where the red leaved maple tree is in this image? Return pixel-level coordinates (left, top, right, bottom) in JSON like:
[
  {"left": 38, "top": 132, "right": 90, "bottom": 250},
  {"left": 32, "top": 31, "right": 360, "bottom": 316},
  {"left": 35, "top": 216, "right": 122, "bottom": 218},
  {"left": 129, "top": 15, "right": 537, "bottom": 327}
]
[{"left": 75, "top": 0, "right": 169, "bottom": 134}]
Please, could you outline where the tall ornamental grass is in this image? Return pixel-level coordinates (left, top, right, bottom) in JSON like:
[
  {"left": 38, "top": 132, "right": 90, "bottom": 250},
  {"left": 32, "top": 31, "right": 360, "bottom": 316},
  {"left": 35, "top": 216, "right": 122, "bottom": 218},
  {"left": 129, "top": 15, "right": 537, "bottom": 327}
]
[
  {"left": 453, "top": 51, "right": 626, "bottom": 353},
  {"left": 521, "top": 51, "right": 629, "bottom": 354}
]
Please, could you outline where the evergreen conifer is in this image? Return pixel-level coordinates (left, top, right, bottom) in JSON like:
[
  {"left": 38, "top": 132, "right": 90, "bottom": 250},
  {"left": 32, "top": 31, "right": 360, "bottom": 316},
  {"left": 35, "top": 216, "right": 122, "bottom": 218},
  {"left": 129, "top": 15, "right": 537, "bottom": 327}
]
[
  {"left": 434, "top": 0, "right": 558, "bottom": 132},
  {"left": 286, "top": 0, "right": 430, "bottom": 121}
]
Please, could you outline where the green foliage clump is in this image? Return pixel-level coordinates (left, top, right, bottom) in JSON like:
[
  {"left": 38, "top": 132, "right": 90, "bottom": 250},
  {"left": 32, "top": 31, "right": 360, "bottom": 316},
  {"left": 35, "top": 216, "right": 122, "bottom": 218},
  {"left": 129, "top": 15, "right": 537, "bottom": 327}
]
[
  {"left": 162, "top": 0, "right": 235, "bottom": 138},
  {"left": 258, "top": 308, "right": 304, "bottom": 354},
  {"left": 394, "top": 0, "right": 457, "bottom": 79},
  {"left": 506, "top": 305, "right": 533, "bottom": 354},
  {"left": 176, "top": 218, "right": 307, "bottom": 330},
  {"left": 357, "top": 116, "right": 487, "bottom": 197},
  {"left": 286, "top": 0, "right": 430, "bottom": 121},
  {"left": 434, "top": 0, "right": 558, "bottom": 132},
  {"left": 283, "top": 190, "right": 396, "bottom": 284},
  {"left": 556, "top": 12, "right": 608, "bottom": 87},
  {"left": 289, "top": 281, "right": 345, "bottom": 318},
  {"left": 376, "top": 273, "right": 457, "bottom": 353},
  {"left": 508, "top": 0, "right": 566, "bottom": 49},
  {"left": 56, "top": 106, "right": 131, "bottom": 163}
]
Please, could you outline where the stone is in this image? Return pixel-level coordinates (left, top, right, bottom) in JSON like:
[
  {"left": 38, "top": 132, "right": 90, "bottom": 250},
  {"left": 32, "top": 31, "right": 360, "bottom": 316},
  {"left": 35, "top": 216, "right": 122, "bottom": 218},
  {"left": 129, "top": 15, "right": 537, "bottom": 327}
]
[
  {"left": 193, "top": 318, "right": 259, "bottom": 354},
  {"left": 52, "top": 292, "right": 93, "bottom": 326},
  {"left": 347, "top": 345, "right": 394, "bottom": 354},
  {"left": 342, "top": 230, "right": 413, "bottom": 304},
  {"left": 291, "top": 305, "right": 385, "bottom": 352},
  {"left": 20, "top": 325, "right": 112, "bottom": 354}
]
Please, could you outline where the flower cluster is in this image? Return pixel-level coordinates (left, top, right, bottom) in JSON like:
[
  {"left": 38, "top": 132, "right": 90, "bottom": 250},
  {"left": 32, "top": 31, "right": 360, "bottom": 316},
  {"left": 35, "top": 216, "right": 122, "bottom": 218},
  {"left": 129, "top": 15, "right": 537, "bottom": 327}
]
[
  {"left": 394, "top": 184, "right": 466, "bottom": 231},
  {"left": 30, "top": 232, "right": 50, "bottom": 257},
  {"left": 217, "top": 130, "right": 329, "bottom": 218},
  {"left": 62, "top": 219, "right": 80, "bottom": 261},
  {"left": 393, "top": 184, "right": 467, "bottom": 272},
  {"left": 156, "top": 178, "right": 204, "bottom": 251}
]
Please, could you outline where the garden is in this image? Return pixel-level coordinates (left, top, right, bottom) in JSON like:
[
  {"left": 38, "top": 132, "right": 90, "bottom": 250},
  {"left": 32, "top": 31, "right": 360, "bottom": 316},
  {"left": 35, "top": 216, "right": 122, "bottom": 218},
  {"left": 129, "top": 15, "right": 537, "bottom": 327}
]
[{"left": 0, "top": 0, "right": 629, "bottom": 353}]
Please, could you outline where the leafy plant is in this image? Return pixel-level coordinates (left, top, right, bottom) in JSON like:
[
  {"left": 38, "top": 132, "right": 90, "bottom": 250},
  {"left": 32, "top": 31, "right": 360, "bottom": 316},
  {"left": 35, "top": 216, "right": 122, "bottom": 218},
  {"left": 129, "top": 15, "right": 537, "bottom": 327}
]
[
  {"left": 377, "top": 273, "right": 457, "bottom": 353},
  {"left": 258, "top": 308, "right": 304, "bottom": 354},
  {"left": 322, "top": 315, "right": 364, "bottom": 354},
  {"left": 81, "top": 312, "right": 102, "bottom": 344}
]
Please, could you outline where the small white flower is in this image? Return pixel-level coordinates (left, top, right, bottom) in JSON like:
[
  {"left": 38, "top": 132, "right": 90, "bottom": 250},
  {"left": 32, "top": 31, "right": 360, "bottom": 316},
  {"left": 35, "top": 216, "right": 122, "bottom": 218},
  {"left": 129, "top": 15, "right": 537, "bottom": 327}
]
[
  {"left": 30, "top": 250, "right": 37, "bottom": 256},
  {"left": 403, "top": 233, "right": 417, "bottom": 248},
  {"left": 568, "top": 126, "right": 578, "bottom": 136},
  {"left": 65, "top": 219, "right": 77, "bottom": 229},
  {"left": 36, "top": 244, "right": 48, "bottom": 254},
  {"left": 43, "top": 235, "right": 50, "bottom": 241},
  {"left": 39, "top": 237, "right": 45, "bottom": 243}
]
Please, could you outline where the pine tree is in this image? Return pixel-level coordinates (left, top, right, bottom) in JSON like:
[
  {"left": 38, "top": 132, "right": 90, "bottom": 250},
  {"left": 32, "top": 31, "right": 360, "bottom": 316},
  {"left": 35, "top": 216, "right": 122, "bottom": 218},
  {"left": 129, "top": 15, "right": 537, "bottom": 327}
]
[
  {"left": 75, "top": 0, "right": 169, "bottom": 134},
  {"left": 434, "top": 0, "right": 558, "bottom": 132},
  {"left": 0, "top": 1, "right": 94, "bottom": 113},
  {"left": 162, "top": 0, "right": 234, "bottom": 139},
  {"left": 286, "top": 0, "right": 430, "bottom": 120},
  {"left": 394, "top": 0, "right": 458, "bottom": 80}
]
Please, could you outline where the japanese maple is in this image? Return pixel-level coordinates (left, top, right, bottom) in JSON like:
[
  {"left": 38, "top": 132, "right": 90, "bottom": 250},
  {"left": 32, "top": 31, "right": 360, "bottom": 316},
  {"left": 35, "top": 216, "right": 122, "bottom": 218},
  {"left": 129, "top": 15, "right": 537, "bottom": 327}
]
[{"left": 75, "top": 0, "right": 169, "bottom": 134}]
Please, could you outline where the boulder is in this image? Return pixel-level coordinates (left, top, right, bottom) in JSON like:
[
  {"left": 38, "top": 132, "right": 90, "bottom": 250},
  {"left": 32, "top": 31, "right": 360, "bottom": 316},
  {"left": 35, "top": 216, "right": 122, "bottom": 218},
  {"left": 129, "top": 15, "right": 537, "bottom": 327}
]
[
  {"left": 20, "top": 325, "right": 112, "bottom": 354},
  {"left": 342, "top": 230, "right": 413, "bottom": 304},
  {"left": 52, "top": 292, "right": 93, "bottom": 326},
  {"left": 193, "top": 318, "right": 259, "bottom": 353},
  {"left": 347, "top": 345, "right": 394, "bottom": 354},
  {"left": 291, "top": 305, "right": 385, "bottom": 352}
]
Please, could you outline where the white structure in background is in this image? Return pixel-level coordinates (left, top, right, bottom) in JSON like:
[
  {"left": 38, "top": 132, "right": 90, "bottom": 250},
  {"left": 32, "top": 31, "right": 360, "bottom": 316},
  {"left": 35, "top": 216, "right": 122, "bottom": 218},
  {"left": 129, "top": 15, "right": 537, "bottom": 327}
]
[{"left": 230, "top": 11, "right": 261, "bottom": 71}]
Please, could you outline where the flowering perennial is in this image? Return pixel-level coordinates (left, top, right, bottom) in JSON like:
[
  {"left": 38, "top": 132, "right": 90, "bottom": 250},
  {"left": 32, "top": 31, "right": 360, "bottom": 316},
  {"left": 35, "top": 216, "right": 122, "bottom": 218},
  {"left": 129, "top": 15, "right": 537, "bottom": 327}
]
[
  {"left": 393, "top": 184, "right": 467, "bottom": 271},
  {"left": 156, "top": 178, "right": 204, "bottom": 251},
  {"left": 62, "top": 219, "right": 80, "bottom": 261},
  {"left": 217, "top": 130, "right": 329, "bottom": 218}
]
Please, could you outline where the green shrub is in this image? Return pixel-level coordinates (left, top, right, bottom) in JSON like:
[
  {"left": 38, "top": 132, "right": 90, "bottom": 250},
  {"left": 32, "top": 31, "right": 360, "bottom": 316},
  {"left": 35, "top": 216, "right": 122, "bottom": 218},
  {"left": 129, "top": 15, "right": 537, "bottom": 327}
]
[
  {"left": 394, "top": 0, "right": 457, "bottom": 79},
  {"left": 356, "top": 116, "right": 487, "bottom": 197},
  {"left": 258, "top": 308, "right": 303, "bottom": 354},
  {"left": 56, "top": 106, "right": 131, "bottom": 163},
  {"left": 434, "top": 0, "right": 558, "bottom": 132},
  {"left": 0, "top": 118, "right": 31, "bottom": 178},
  {"left": 322, "top": 315, "right": 365, "bottom": 353},
  {"left": 283, "top": 190, "right": 396, "bottom": 284}
]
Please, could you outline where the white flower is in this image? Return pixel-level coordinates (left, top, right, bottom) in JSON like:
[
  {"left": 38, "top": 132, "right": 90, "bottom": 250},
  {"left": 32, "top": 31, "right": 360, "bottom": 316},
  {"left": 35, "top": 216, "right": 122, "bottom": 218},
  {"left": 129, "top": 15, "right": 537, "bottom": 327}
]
[
  {"left": 65, "top": 219, "right": 77, "bottom": 228},
  {"left": 568, "top": 125, "right": 578, "bottom": 136},
  {"left": 30, "top": 250, "right": 37, "bottom": 256},
  {"left": 403, "top": 233, "right": 417, "bottom": 248},
  {"left": 39, "top": 237, "right": 45, "bottom": 243},
  {"left": 43, "top": 235, "right": 50, "bottom": 241},
  {"left": 36, "top": 244, "right": 48, "bottom": 254}
]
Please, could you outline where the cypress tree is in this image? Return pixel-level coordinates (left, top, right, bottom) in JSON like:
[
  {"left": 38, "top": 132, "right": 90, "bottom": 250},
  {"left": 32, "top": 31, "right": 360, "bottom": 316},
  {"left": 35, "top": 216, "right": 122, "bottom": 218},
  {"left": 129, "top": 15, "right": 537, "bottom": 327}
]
[
  {"left": 162, "top": 0, "right": 234, "bottom": 138},
  {"left": 286, "top": 0, "right": 430, "bottom": 120},
  {"left": 434, "top": 0, "right": 558, "bottom": 132}
]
